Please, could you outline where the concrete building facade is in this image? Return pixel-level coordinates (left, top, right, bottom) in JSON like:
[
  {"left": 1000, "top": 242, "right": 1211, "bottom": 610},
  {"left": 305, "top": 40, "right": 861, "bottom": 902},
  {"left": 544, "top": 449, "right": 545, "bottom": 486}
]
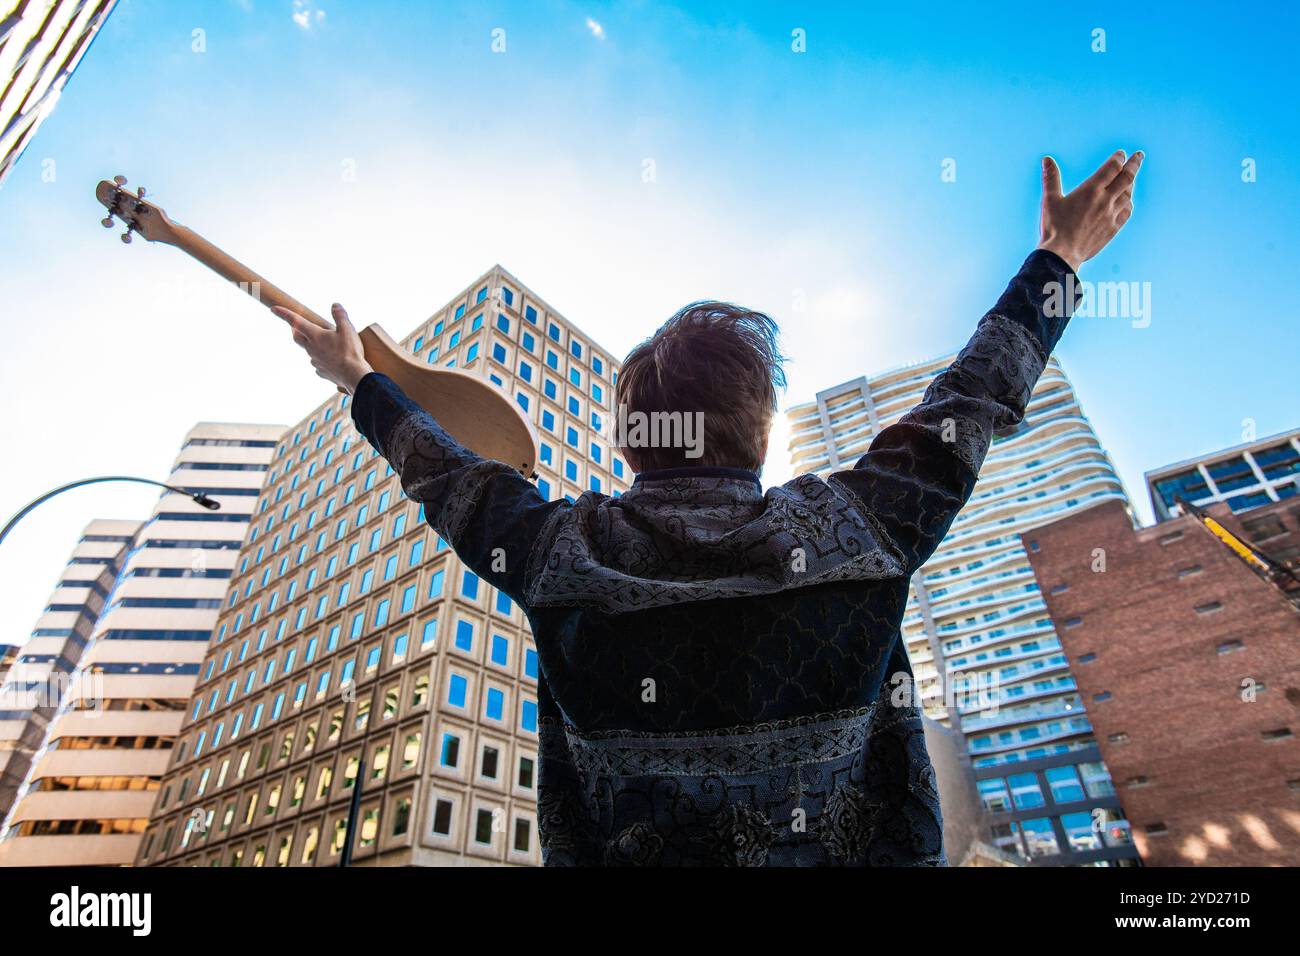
[
  {"left": 139, "top": 266, "right": 631, "bottom": 867},
  {"left": 0, "top": 0, "right": 119, "bottom": 186},
  {"left": 787, "top": 353, "right": 1139, "bottom": 865},
  {"left": 1023, "top": 496, "right": 1300, "bottom": 866},
  {"left": 0, "top": 519, "right": 138, "bottom": 824},
  {"left": 0, "top": 422, "right": 281, "bottom": 866}
]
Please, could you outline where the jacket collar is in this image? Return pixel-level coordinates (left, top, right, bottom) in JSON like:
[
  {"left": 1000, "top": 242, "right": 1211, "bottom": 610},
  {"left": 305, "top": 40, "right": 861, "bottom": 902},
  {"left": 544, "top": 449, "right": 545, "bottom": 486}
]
[{"left": 633, "top": 465, "right": 762, "bottom": 492}]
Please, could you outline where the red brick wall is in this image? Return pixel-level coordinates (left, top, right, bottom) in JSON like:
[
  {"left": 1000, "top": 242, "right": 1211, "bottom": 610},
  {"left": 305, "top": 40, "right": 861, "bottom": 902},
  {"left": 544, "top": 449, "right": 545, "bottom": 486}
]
[{"left": 1022, "top": 499, "right": 1300, "bottom": 866}]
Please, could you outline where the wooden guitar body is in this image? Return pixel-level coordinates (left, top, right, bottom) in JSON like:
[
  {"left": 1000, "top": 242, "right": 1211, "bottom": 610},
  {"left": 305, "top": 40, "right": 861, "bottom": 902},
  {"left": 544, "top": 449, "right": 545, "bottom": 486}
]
[
  {"left": 94, "top": 178, "right": 539, "bottom": 476},
  {"left": 357, "top": 324, "right": 536, "bottom": 474}
]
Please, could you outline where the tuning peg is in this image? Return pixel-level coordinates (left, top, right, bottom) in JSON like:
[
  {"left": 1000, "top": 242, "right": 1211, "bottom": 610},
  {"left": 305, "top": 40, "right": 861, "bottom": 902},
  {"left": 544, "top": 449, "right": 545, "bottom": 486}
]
[
  {"left": 100, "top": 216, "right": 114, "bottom": 228},
  {"left": 137, "top": 186, "right": 146, "bottom": 198},
  {"left": 113, "top": 175, "right": 127, "bottom": 186},
  {"left": 120, "top": 230, "right": 133, "bottom": 244}
]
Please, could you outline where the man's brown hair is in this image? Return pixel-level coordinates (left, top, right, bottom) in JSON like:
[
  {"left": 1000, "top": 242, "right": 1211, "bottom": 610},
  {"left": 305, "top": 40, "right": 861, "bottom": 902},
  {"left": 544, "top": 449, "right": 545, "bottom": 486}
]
[{"left": 615, "top": 301, "right": 786, "bottom": 473}]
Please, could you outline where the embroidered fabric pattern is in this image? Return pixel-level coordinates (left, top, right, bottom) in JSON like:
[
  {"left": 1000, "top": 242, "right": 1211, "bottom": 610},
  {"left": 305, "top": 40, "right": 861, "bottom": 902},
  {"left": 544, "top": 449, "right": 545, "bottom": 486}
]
[
  {"left": 525, "top": 471, "right": 908, "bottom": 613},
  {"left": 537, "top": 701, "right": 945, "bottom": 867}
]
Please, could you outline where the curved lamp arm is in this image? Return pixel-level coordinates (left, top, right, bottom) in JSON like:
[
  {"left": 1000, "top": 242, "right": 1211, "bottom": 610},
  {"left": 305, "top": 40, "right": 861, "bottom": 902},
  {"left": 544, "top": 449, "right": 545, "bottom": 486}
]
[{"left": 0, "top": 476, "right": 221, "bottom": 550}]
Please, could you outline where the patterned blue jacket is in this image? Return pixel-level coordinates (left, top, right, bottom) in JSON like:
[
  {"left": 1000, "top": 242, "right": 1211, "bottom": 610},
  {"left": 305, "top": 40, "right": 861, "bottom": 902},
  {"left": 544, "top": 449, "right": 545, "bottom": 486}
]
[{"left": 351, "top": 250, "right": 1079, "bottom": 866}]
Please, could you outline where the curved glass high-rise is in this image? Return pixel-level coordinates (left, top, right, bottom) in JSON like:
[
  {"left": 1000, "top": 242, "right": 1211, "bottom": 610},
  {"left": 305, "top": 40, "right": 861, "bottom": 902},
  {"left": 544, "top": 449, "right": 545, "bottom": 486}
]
[{"left": 788, "top": 354, "right": 1140, "bottom": 865}]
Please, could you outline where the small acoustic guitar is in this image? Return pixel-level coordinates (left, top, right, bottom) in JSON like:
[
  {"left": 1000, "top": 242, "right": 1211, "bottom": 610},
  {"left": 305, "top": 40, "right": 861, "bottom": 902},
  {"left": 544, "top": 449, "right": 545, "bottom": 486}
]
[{"left": 94, "top": 176, "right": 540, "bottom": 477}]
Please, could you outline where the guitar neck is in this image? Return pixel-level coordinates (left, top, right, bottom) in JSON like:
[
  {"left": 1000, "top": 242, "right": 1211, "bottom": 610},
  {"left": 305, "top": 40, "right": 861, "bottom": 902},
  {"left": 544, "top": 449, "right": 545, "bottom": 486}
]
[{"left": 167, "top": 223, "right": 333, "bottom": 330}]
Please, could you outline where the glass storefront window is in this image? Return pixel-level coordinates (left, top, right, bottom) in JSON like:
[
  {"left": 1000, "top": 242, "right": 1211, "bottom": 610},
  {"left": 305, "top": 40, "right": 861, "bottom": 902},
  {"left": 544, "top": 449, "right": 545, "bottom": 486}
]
[
  {"left": 1096, "top": 809, "right": 1133, "bottom": 847},
  {"left": 991, "top": 822, "right": 1026, "bottom": 860},
  {"left": 1008, "top": 772, "right": 1045, "bottom": 810},
  {"left": 977, "top": 777, "right": 1011, "bottom": 812},
  {"left": 1060, "top": 811, "right": 1102, "bottom": 851},
  {"left": 1021, "top": 817, "right": 1059, "bottom": 858},
  {"left": 1045, "top": 765, "right": 1086, "bottom": 804},
  {"left": 1079, "top": 761, "right": 1116, "bottom": 798}
]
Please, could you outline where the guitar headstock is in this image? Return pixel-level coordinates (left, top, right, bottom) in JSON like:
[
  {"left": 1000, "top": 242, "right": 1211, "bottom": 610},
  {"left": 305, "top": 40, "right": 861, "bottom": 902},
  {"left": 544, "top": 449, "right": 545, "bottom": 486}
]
[{"left": 95, "top": 176, "right": 180, "bottom": 245}]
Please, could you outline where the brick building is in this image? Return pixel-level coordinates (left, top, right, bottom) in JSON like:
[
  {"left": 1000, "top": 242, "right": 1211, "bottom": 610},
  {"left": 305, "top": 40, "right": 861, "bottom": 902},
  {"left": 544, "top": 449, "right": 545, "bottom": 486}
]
[{"left": 1022, "top": 497, "right": 1300, "bottom": 866}]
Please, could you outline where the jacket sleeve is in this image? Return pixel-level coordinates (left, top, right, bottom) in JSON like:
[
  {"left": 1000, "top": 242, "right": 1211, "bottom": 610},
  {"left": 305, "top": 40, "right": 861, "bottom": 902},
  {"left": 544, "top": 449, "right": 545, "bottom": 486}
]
[
  {"left": 350, "top": 371, "right": 564, "bottom": 605},
  {"left": 828, "top": 249, "right": 1082, "bottom": 573}
]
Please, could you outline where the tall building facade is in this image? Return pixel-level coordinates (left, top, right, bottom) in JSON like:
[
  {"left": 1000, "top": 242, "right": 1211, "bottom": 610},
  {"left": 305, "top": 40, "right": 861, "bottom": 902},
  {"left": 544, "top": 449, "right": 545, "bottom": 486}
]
[
  {"left": 1023, "top": 496, "right": 1300, "bottom": 865},
  {"left": 0, "top": 422, "right": 281, "bottom": 866},
  {"left": 139, "top": 266, "right": 631, "bottom": 867},
  {"left": 1146, "top": 427, "right": 1300, "bottom": 522},
  {"left": 0, "top": 519, "right": 138, "bottom": 824},
  {"left": 787, "top": 354, "right": 1139, "bottom": 865},
  {"left": 0, "top": 0, "right": 119, "bottom": 186}
]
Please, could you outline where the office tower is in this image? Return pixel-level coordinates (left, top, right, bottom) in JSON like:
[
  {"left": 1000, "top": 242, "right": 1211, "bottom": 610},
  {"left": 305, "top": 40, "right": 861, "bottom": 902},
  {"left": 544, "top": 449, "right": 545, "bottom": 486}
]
[
  {"left": 0, "top": 645, "right": 18, "bottom": 682},
  {"left": 1023, "top": 495, "right": 1300, "bottom": 865},
  {"left": 1146, "top": 427, "right": 1300, "bottom": 522},
  {"left": 0, "top": 422, "right": 282, "bottom": 866},
  {"left": 788, "top": 354, "right": 1139, "bottom": 864},
  {"left": 0, "top": 519, "right": 138, "bottom": 824},
  {"left": 139, "top": 266, "right": 631, "bottom": 867},
  {"left": 0, "top": 0, "right": 119, "bottom": 186}
]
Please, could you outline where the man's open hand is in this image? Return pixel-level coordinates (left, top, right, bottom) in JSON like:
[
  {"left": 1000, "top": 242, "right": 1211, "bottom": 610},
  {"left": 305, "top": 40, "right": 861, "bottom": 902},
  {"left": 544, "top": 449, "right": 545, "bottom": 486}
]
[
  {"left": 273, "top": 303, "right": 374, "bottom": 395},
  {"left": 1038, "top": 150, "right": 1143, "bottom": 272}
]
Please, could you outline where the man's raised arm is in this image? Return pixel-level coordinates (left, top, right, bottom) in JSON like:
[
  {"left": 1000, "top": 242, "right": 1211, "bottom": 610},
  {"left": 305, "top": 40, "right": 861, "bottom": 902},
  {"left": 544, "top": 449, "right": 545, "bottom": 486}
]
[
  {"left": 273, "top": 303, "right": 562, "bottom": 604},
  {"left": 829, "top": 150, "right": 1143, "bottom": 572}
]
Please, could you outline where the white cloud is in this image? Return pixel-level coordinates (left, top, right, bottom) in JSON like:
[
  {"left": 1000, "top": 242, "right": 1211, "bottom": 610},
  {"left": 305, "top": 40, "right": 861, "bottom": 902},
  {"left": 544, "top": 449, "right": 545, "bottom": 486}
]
[
  {"left": 585, "top": 17, "right": 605, "bottom": 40},
  {"left": 293, "top": 1, "right": 325, "bottom": 30}
]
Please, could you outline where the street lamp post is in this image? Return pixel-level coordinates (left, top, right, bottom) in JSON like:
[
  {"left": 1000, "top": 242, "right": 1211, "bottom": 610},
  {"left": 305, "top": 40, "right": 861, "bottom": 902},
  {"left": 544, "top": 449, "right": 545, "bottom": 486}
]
[{"left": 0, "top": 475, "right": 221, "bottom": 549}]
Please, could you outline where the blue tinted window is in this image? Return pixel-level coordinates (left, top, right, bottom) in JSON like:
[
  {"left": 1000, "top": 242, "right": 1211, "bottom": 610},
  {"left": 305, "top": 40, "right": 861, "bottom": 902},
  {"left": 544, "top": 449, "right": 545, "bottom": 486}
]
[
  {"left": 448, "top": 674, "right": 468, "bottom": 708},
  {"left": 491, "top": 634, "right": 509, "bottom": 666},
  {"left": 455, "top": 619, "right": 474, "bottom": 651},
  {"left": 521, "top": 699, "right": 538, "bottom": 732}
]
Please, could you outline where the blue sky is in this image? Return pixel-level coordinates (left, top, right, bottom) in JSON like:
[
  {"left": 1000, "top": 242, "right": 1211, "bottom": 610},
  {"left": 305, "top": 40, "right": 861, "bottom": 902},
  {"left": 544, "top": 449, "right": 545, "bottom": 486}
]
[{"left": 1, "top": 0, "right": 1297, "bottom": 647}]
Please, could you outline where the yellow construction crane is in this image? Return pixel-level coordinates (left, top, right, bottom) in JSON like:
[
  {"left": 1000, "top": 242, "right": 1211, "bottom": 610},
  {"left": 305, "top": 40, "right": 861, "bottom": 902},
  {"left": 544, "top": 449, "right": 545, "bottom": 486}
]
[{"left": 1175, "top": 497, "right": 1300, "bottom": 608}]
